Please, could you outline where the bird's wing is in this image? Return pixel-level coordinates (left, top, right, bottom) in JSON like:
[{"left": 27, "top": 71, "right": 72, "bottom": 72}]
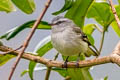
[
  {"left": 73, "top": 26, "right": 99, "bottom": 56},
  {"left": 72, "top": 26, "right": 91, "bottom": 45}
]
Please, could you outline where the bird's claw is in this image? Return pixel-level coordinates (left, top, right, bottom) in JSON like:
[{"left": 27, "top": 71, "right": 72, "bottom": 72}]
[{"left": 62, "top": 61, "right": 68, "bottom": 68}]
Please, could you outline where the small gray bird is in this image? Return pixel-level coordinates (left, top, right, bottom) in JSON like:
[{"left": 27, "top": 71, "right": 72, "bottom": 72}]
[{"left": 51, "top": 16, "right": 98, "bottom": 59}]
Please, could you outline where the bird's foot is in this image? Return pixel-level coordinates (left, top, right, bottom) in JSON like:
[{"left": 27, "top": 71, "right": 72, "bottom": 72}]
[
  {"left": 75, "top": 59, "right": 79, "bottom": 68},
  {"left": 62, "top": 61, "right": 68, "bottom": 68},
  {"left": 62, "top": 56, "right": 69, "bottom": 68}
]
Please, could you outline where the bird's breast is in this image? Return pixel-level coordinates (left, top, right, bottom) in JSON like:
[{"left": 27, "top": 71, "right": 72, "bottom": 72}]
[{"left": 51, "top": 30, "right": 88, "bottom": 56}]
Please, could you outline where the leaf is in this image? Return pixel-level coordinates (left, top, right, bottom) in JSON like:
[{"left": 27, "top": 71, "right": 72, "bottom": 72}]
[
  {"left": 0, "top": 32, "right": 11, "bottom": 39},
  {"left": 28, "top": 61, "right": 36, "bottom": 80},
  {"left": 0, "top": 0, "right": 16, "bottom": 13},
  {"left": 83, "top": 24, "right": 96, "bottom": 34},
  {"left": 0, "top": 20, "right": 51, "bottom": 40},
  {"left": 28, "top": 36, "right": 53, "bottom": 80},
  {"left": 21, "top": 64, "right": 48, "bottom": 77},
  {"left": 0, "top": 54, "right": 14, "bottom": 66},
  {"left": 111, "top": 21, "right": 120, "bottom": 37},
  {"left": 67, "top": 67, "right": 93, "bottom": 80},
  {"left": 29, "top": 21, "right": 51, "bottom": 29},
  {"left": 20, "top": 70, "right": 29, "bottom": 77},
  {"left": 0, "top": 27, "right": 18, "bottom": 39},
  {"left": 87, "top": 34, "right": 95, "bottom": 45},
  {"left": 115, "top": 5, "right": 120, "bottom": 17},
  {"left": 104, "top": 76, "right": 108, "bottom": 80},
  {"left": 86, "top": 2, "right": 114, "bottom": 30},
  {"left": 65, "top": 0, "right": 94, "bottom": 27},
  {"left": 118, "top": 0, "right": 120, "bottom": 4},
  {"left": 83, "top": 24, "right": 96, "bottom": 45},
  {"left": 52, "top": 68, "right": 69, "bottom": 77},
  {"left": 11, "top": 0, "right": 35, "bottom": 14},
  {"left": 52, "top": 0, "right": 74, "bottom": 15},
  {"left": 62, "top": 54, "right": 93, "bottom": 80},
  {"left": 110, "top": 5, "right": 120, "bottom": 37}
]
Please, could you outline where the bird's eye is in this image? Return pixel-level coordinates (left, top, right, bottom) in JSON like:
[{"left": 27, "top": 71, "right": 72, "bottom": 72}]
[
  {"left": 56, "top": 21, "right": 65, "bottom": 25},
  {"left": 56, "top": 21, "right": 62, "bottom": 24}
]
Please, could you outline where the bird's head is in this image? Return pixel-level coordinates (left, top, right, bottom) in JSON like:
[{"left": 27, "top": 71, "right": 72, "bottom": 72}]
[{"left": 50, "top": 16, "right": 72, "bottom": 26}]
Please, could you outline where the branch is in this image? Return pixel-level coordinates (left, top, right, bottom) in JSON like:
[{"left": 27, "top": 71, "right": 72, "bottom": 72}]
[
  {"left": 8, "top": 0, "right": 52, "bottom": 80},
  {"left": 0, "top": 41, "right": 120, "bottom": 68},
  {"left": 109, "top": 0, "right": 120, "bottom": 29}
]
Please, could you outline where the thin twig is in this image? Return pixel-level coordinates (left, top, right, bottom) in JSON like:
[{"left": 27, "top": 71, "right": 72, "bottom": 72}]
[
  {"left": 109, "top": 0, "right": 120, "bottom": 29},
  {"left": 8, "top": 0, "right": 52, "bottom": 80},
  {"left": 99, "top": 30, "right": 105, "bottom": 54},
  {"left": 2, "top": 45, "right": 22, "bottom": 55},
  {"left": 45, "top": 53, "right": 59, "bottom": 80}
]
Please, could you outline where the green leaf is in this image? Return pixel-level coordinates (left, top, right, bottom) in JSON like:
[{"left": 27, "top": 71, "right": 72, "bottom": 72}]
[
  {"left": 87, "top": 34, "right": 95, "bottom": 45},
  {"left": 65, "top": 0, "right": 94, "bottom": 27},
  {"left": 104, "top": 76, "right": 108, "bottom": 80},
  {"left": 11, "top": 0, "right": 35, "bottom": 14},
  {"left": 21, "top": 64, "right": 46, "bottom": 78},
  {"left": 0, "top": 54, "right": 14, "bottom": 66},
  {"left": 28, "top": 36, "right": 53, "bottom": 80},
  {"left": 0, "top": 20, "right": 51, "bottom": 40},
  {"left": 67, "top": 67, "right": 93, "bottom": 80},
  {"left": 0, "top": 0, "right": 16, "bottom": 13},
  {"left": 0, "top": 32, "right": 11, "bottom": 39},
  {"left": 83, "top": 24, "right": 96, "bottom": 45},
  {"left": 52, "top": 0, "right": 74, "bottom": 15},
  {"left": 20, "top": 70, "right": 29, "bottom": 77},
  {"left": 118, "top": 0, "right": 120, "bottom": 4},
  {"left": 87, "top": 2, "right": 114, "bottom": 30},
  {"left": 28, "top": 61, "right": 36, "bottom": 80},
  {"left": 67, "top": 55, "right": 92, "bottom": 80},
  {"left": 52, "top": 68, "right": 69, "bottom": 77},
  {"left": 115, "top": 5, "right": 120, "bottom": 16},
  {"left": 83, "top": 24, "right": 96, "bottom": 34},
  {"left": 61, "top": 54, "right": 93, "bottom": 80},
  {"left": 111, "top": 21, "right": 120, "bottom": 37},
  {"left": 28, "top": 21, "right": 51, "bottom": 29}
]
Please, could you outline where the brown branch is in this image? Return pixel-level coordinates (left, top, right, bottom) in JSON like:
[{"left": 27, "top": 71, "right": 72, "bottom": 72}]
[
  {"left": 109, "top": 0, "right": 120, "bottom": 29},
  {"left": 0, "top": 41, "right": 120, "bottom": 68},
  {"left": 8, "top": 0, "right": 52, "bottom": 80}
]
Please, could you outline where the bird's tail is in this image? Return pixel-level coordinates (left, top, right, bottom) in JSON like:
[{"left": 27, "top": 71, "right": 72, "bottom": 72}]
[{"left": 84, "top": 47, "right": 99, "bottom": 57}]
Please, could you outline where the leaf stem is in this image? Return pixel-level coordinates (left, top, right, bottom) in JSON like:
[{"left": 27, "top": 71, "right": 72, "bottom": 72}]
[
  {"left": 94, "top": 24, "right": 103, "bottom": 33},
  {"left": 99, "top": 30, "right": 105, "bottom": 54},
  {"left": 45, "top": 53, "right": 59, "bottom": 80}
]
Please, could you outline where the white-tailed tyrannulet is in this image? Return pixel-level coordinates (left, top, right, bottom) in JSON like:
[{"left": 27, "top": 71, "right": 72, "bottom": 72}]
[{"left": 51, "top": 16, "right": 98, "bottom": 59}]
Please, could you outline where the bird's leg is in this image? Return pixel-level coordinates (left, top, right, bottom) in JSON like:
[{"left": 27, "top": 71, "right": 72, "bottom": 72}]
[
  {"left": 76, "top": 53, "right": 80, "bottom": 68},
  {"left": 62, "top": 56, "right": 69, "bottom": 68}
]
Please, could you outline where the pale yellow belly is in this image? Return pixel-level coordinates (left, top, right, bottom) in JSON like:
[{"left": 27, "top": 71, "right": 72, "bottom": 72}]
[{"left": 51, "top": 32, "right": 88, "bottom": 56}]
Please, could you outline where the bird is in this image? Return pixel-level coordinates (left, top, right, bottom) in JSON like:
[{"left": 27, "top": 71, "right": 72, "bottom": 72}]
[{"left": 50, "top": 16, "right": 99, "bottom": 67}]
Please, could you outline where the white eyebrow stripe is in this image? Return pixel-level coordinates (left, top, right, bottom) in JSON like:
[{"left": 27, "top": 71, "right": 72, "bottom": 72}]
[
  {"left": 53, "top": 18, "right": 68, "bottom": 24},
  {"left": 58, "top": 18, "right": 68, "bottom": 22}
]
